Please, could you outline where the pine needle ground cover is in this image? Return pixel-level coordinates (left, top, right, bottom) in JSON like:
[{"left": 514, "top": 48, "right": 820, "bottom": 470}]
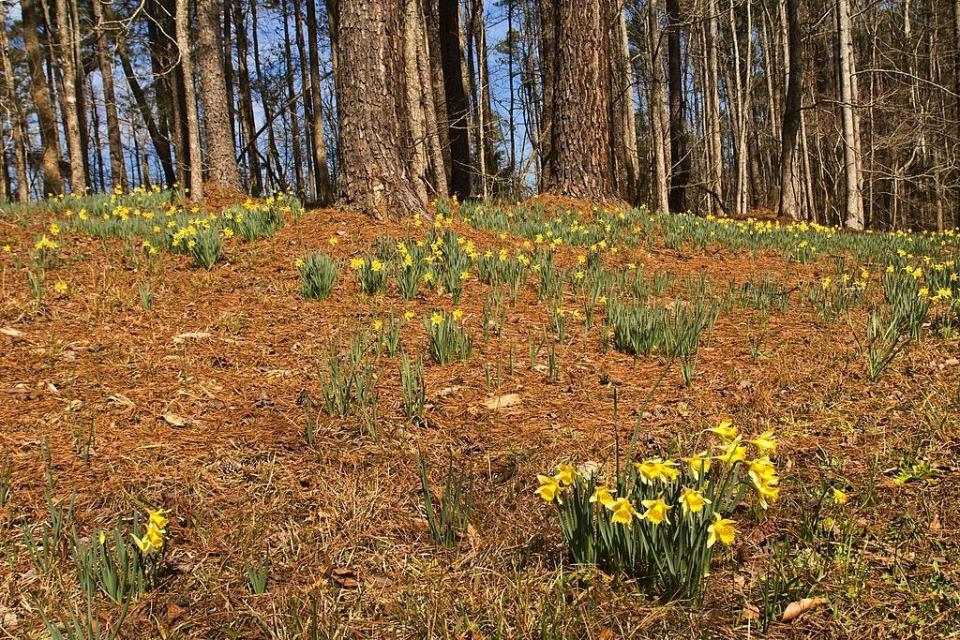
[{"left": 0, "top": 193, "right": 958, "bottom": 638}]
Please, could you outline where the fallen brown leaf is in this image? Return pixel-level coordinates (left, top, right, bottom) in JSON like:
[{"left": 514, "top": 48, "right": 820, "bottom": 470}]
[{"left": 782, "top": 596, "right": 828, "bottom": 622}]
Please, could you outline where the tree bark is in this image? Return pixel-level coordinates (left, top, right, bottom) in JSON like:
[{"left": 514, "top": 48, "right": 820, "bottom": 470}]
[
  {"left": 438, "top": 0, "right": 473, "bottom": 199},
  {"left": 176, "top": 0, "right": 204, "bottom": 200},
  {"left": 331, "top": 0, "right": 427, "bottom": 217},
  {"left": 233, "top": 0, "right": 262, "bottom": 194},
  {"left": 837, "top": 0, "right": 864, "bottom": 229},
  {"left": 55, "top": 0, "right": 87, "bottom": 192},
  {"left": 306, "top": 0, "right": 333, "bottom": 203},
  {"left": 22, "top": 0, "right": 64, "bottom": 196},
  {"left": 778, "top": 0, "right": 802, "bottom": 220},
  {"left": 704, "top": 0, "right": 723, "bottom": 214},
  {"left": 0, "top": 0, "right": 30, "bottom": 201},
  {"left": 646, "top": 0, "right": 671, "bottom": 214},
  {"left": 196, "top": 0, "right": 242, "bottom": 190},
  {"left": 91, "top": 0, "right": 128, "bottom": 191},
  {"left": 666, "top": 0, "right": 689, "bottom": 212},
  {"left": 542, "top": 0, "right": 622, "bottom": 201}
]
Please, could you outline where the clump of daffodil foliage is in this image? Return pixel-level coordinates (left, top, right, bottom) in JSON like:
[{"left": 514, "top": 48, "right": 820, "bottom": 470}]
[{"left": 536, "top": 421, "right": 779, "bottom": 599}]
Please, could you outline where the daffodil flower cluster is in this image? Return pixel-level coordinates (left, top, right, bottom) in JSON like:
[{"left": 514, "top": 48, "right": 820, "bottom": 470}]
[
  {"left": 132, "top": 508, "right": 169, "bottom": 555},
  {"left": 535, "top": 421, "right": 781, "bottom": 598}
]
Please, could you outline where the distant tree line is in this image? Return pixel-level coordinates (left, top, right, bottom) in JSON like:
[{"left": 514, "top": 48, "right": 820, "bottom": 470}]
[{"left": 0, "top": 0, "right": 957, "bottom": 230}]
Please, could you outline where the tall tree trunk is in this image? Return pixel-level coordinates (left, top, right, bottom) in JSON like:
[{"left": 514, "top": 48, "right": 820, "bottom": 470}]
[
  {"left": 704, "top": 0, "right": 723, "bottom": 214},
  {"left": 666, "top": 0, "right": 689, "bottom": 212},
  {"left": 0, "top": 0, "right": 30, "bottom": 201},
  {"left": 778, "top": 0, "right": 802, "bottom": 219},
  {"left": 404, "top": 0, "right": 430, "bottom": 203},
  {"left": 438, "top": 0, "right": 473, "bottom": 199},
  {"left": 331, "top": 0, "right": 426, "bottom": 217},
  {"left": 306, "top": 0, "right": 332, "bottom": 203},
  {"left": 23, "top": 0, "right": 64, "bottom": 196},
  {"left": 251, "top": 0, "right": 286, "bottom": 190},
  {"left": 196, "top": 0, "right": 242, "bottom": 190},
  {"left": 233, "top": 1, "right": 262, "bottom": 194},
  {"left": 91, "top": 0, "right": 128, "bottom": 191},
  {"left": 54, "top": 0, "right": 86, "bottom": 192},
  {"left": 293, "top": 0, "right": 316, "bottom": 200},
  {"left": 281, "top": 0, "right": 304, "bottom": 194},
  {"left": 647, "top": 0, "right": 671, "bottom": 214},
  {"left": 542, "top": 0, "right": 621, "bottom": 200},
  {"left": 416, "top": 0, "right": 448, "bottom": 197},
  {"left": 953, "top": 0, "right": 960, "bottom": 228},
  {"left": 117, "top": 38, "right": 178, "bottom": 187},
  {"left": 176, "top": 0, "right": 203, "bottom": 200},
  {"left": 422, "top": 0, "right": 452, "bottom": 187},
  {"left": 612, "top": 6, "right": 640, "bottom": 204},
  {"left": 837, "top": 0, "right": 863, "bottom": 229}
]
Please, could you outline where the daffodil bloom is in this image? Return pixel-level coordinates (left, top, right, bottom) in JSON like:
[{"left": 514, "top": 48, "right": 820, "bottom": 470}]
[
  {"left": 404, "top": 310, "right": 415, "bottom": 321},
  {"left": 683, "top": 451, "right": 711, "bottom": 479},
  {"left": 748, "top": 457, "right": 778, "bottom": 486},
  {"left": 715, "top": 440, "right": 747, "bottom": 465},
  {"left": 430, "top": 312, "right": 443, "bottom": 327},
  {"left": 640, "top": 497, "right": 671, "bottom": 525},
  {"left": 553, "top": 463, "right": 576, "bottom": 487},
  {"left": 707, "top": 513, "right": 736, "bottom": 547},
  {"left": 372, "top": 320, "right": 383, "bottom": 331},
  {"left": 370, "top": 259, "right": 384, "bottom": 273},
  {"left": 54, "top": 281, "right": 68, "bottom": 294},
  {"left": 609, "top": 498, "right": 638, "bottom": 526},
  {"left": 590, "top": 486, "right": 616, "bottom": 509},
  {"left": 634, "top": 458, "right": 678, "bottom": 485},
  {"left": 350, "top": 258, "right": 365, "bottom": 270},
  {"left": 148, "top": 509, "right": 169, "bottom": 531},
  {"left": 747, "top": 430, "right": 777, "bottom": 454},
  {"left": 453, "top": 309, "right": 464, "bottom": 321},
  {"left": 294, "top": 258, "right": 304, "bottom": 268},
  {"left": 832, "top": 487, "right": 848, "bottom": 505},
  {"left": 679, "top": 487, "right": 711, "bottom": 515},
  {"left": 708, "top": 420, "right": 738, "bottom": 440},
  {"left": 535, "top": 474, "right": 561, "bottom": 502},
  {"left": 754, "top": 481, "right": 780, "bottom": 509}
]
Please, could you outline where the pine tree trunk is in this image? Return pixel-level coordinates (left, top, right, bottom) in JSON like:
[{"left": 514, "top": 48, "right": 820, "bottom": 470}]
[
  {"left": 404, "top": 0, "right": 430, "bottom": 203},
  {"left": 91, "top": 0, "right": 128, "bottom": 191},
  {"left": 542, "top": 0, "right": 621, "bottom": 201},
  {"left": 612, "top": 7, "right": 640, "bottom": 204},
  {"left": 233, "top": 1, "right": 262, "bottom": 194},
  {"left": 176, "top": 0, "right": 204, "bottom": 200},
  {"left": 666, "top": 0, "right": 689, "bottom": 213},
  {"left": 646, "top": 0, "right": 671, "bottom": 214},
  {"left": 23, "top": 0, "right": 64, "bottom": 196},
  {"left": 416, "top": 0, "right": 448, "bottom": 197},
  {"left": 117, "top": 39, "right": 178, "bottom": 187},
  {"left": 837, "top": 0, "right": 863, "bottom": 229},
  {"left": 422, "top": 0, "right": 452, "bottom": 187},
  {"left": 281, "top": 0, "right": 304, "bottom": 194},
  {"left": 778, "top": 0, "right": 802, "bottom": 220},
  {"left": 55, "top": 0, "right": 87, "bottom": 192},
  {"left": 332, "top": 0, "right": 427, "bottom": 218},
  {"left": 438, "top": 0, "right": 473, "bottom": 199},
  {"left": 704, "top": 0, "right": 723, "bottom": 214},
  {"left": 0, "top": 1, "right": 30, "bottom": 201},
  {"left": 196, "top": 0, "right": 242, "bottom": 191},
  {"left": 306, "top": 0, "right": 333, "bottom": 203}
]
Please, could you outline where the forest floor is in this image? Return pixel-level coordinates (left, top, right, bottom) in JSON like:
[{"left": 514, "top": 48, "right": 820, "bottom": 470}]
[{"left": 0, "top": 195, "right": 958, "bottom": 639}]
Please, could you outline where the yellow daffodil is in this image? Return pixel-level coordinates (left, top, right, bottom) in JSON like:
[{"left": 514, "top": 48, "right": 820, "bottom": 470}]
[
  {"left": 609, "top": 498, "right": 638, "bottom": 526},
  {"left": 683, "top": 451, "right": 712, "bottom": 479},
  {"left": 536, "top": 474, "right": 561, "bottom": 502},
  {"left": 832, "top": 487, "right": 848, "bottom": 505},
  {"left": 590, "top": 486, "right": 617, "bottom": 509},
  {"left": 404, "top": 310, "right": 415, "bottom": 321},
  {"left": 430, "top": 312, "right": 443, "bottom": 327},
  {"left": 679, "top": 487, "right": 711, "bottom": 515},
  {"left": 708, "top": 420, "right": 738, "bottom": 440},
  {"left": 715, "top": 439, "right": 747, "bottom": 465},
  {"left": 640, "top": 497, "right": 671, "bottom": 525},
  {"left": 707, "top": 513, "right": 736, "bottom": 547},
  {"left": 453, "top": 309, "right": 464, "bottom": 321},
  {"left": 747, "top": 430, "right": 777, "bottom": 454},
  {"left": 553, "top": 463, "right": 576, "bottom": 487}
]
